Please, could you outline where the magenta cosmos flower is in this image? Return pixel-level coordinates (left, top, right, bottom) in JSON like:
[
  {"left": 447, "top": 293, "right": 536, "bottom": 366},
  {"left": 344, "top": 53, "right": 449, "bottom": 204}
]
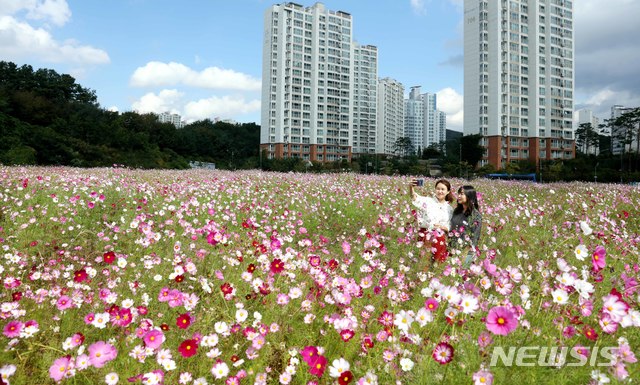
[
  {"left": 432, "top": 342, "right": 454, "bottom": 364},
  {"left": 3, "top": 320, "right": 23, "bottom": 338},
  {"left": 485, "top": 306, "right": 518, "bottom": 336},
  {"left": 143, "top": 329, "right": 165, "bottom": 350},
  {"left": 88, "top": 341, "right": 117, "bottom": 368},
  {"left": 592, "top": 245, "right": 606, "bottom": 272}
]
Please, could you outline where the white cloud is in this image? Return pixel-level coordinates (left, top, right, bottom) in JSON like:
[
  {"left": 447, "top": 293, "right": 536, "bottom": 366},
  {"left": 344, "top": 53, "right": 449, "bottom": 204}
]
[
  {"left": 130, "top": 89, "right": 261, "bottom": 123},
  {"left": 575, "top": 0, "right": 640, "bottom": 116},
  {"left": 0, "top": 16, "right": 109, "bottom": 65},
  {"left": 0, "top": 0, "right": 108, "bottom": 69},
  {"left": 410, "top": 0, "right": 426, "bottom": 15},
  {"left": 184, "top": 96, "right": 261, "bottom": 122},
  {"left": 130, "top": 61, "right": 262, "bottom": 91},
  {"left": 131, "top": 89, "right": 185, "bottom": 115},
  {"left": 436, "top": 87, "right": 463, "bottom": 131},
  {"left": 0, "top": 0, "right": 71, "bottom": 26}
]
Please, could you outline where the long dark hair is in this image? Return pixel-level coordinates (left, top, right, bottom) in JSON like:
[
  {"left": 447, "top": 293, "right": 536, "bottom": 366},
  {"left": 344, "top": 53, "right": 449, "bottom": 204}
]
[
  {"left": 435, "top": 179, "right": 454, "bottom": 202},
  {"left": 453, "top": 185, "right": 479, "bottom": 216}
]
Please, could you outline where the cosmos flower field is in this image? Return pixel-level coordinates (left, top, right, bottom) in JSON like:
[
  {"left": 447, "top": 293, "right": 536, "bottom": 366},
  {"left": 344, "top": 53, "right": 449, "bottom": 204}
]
[{"left": 0, "top": 167, "right": 638, "bottom": 385}]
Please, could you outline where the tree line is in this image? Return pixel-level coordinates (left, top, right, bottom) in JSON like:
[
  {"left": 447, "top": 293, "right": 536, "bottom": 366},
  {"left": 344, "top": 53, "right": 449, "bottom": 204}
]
[
  {"left": 0, "top": 61, "right": 260, "bottom": 169},
  {"left": 2, "top": 61, "right": 639, "bottom": 181}
]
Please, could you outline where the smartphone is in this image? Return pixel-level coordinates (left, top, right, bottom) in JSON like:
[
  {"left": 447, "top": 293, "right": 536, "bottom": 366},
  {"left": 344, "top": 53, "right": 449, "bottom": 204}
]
[{"left": 416, "top": 179, "right": 424, "bottom": 187}]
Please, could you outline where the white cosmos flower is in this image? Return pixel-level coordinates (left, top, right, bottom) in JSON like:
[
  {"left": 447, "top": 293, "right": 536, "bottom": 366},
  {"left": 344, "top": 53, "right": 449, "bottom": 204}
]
[
  {"left": 400, "top": 357, "right": 414, "bottom": 371},
  {"left": 557, "top": 272, "right": 575, "bottom": 287},
  {"left": 459, "top": 294, "right": 479, "bottom": 314},
  {"left": 580, "top": 221, "right": 593, "bottom": 236},
  {"left": 574, "top": 244, "right": 588, "bottom": 261},
  {"left": 551, "top": 288, "right": 569, "bottom": 305},
  {"left": 573, "top": 279, "right": 594, "bottom": 299},
  {"left": 328, "top": 358, "right": 350, "bottom": 378},
  {"left": 393, "top": 310, "right": 413, "bottom": 333},
  {"left": 415, "top": 307, "right": 433, "bottom": 327}
]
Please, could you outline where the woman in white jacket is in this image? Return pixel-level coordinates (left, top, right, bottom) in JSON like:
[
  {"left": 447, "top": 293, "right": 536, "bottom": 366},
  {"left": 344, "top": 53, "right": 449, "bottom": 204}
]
[{"left": 409, "top": 178, "right": 454, "bottom": 263}]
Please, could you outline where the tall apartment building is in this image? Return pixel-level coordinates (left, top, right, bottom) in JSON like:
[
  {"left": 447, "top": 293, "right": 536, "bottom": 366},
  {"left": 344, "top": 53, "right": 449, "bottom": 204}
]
[
  {"left": 377, "top": 78, "right": 405, "bottom": 155},
  {"left": 436, "top": 110, "right": 447, "bottom": 144},
  {"left": 405, "top": 86, "right": 425, "bottom": 151},
  {"left": 261, "top": 2, "right": 375, "bottom": 162},
  {"left": 610, "top": 105, "right": 637, "bottom": 156},
  {"left": 464, "top": 0, "right": 575, "bottom": 169},
  {"left": 574, "top": 108, "right": 602, "bottom": 155},
  {"left": 404, "top": 86, "right": 446, "bottom": 153},
  {"left": 352, "top": 43, "right": 378, "bottom": 155},
  {"left": 157, "top": 112, "right": 185, "bottom": 128}
]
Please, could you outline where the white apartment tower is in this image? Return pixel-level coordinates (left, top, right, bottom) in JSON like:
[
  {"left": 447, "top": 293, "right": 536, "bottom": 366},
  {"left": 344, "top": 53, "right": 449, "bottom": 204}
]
[
  {"left": 261, "top": 2, "right": 364, "bottom": 162},
  {"left": 464, "top": 0, "right": 575, "bottom": 169},
  {"left": 436, "top": 110, "right": 447, "bottom": 144},
  {"left": 158, "top": 112, "right": 185, "bottom": 128},
  {"left": 610, "top": 105, "right": 637, "bottom": 156},
  {"left": 574, "top": 109, "right": 601, "bottom": 155},
  {"left": 377, "top": 78, "right": 405, "bottom": 155},
  {"left": 352, "top": 43, "right": 378, "bottom": 155},
  {"left": 405, "top": 86, "right": 424, "bottom": 152},
  {"left": 404, "top": 87, "right": 446, "bottom": 153},
  {"left": 423, "top": 92, "right": 438, "bottom": 148}
]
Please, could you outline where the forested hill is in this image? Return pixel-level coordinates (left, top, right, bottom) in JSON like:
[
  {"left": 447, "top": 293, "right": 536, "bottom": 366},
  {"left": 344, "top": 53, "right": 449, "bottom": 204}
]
[{"left": 0, "top": 61, "right": 259, "bottom": 169}]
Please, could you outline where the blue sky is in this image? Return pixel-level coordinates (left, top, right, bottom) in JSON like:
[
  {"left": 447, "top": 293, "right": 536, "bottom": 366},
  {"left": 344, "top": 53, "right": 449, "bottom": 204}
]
[{"left": 2, "top": 0, "right": 639, "bottom": 132}]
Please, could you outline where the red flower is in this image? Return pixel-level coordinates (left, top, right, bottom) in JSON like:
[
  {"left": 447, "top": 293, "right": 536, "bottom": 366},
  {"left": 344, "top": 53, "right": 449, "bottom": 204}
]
[
  {"left": 220, "top": 282, "right": 234, "bottom": 295},
  {"left": 178, "top": 339, "right": 198, "bottom": 358},
  {"left": 338, "top": 371, "right": 354, "bottom": 385},
  {"left": 160, "top": 323, "right": 170, "bottom": 331},
  {"left": 340, "top": 329, "right": 355, "bottom": 342},
  {"left": 12, "top": 292, "right": 22, "bottom": 301},
  {"left": 247, "top": 264, "right": 256, "bottom": 273},
  {"left": 73, "top": 269, "right": 88, "bottom": 283},
  {"left": 361, "top": 335, "right": 374, "bottom": 352},
  {"left": 174, "top": 275, "right": 184, "bottom": 283},
  {"left": 176, "top": 313, "right": 192, "bottom": 329},
  {"left": 583, "top": 325, "right": 598, "bottom": 341},
  {"left": 308, "top": 355, "right": 327, "bottom": 377},
  {"left": 270, "top": 258, "right": 284, "bottom": 274},
  {"left": 328, "top": 259, "right": 339, "bottom": 271},
  {"left": 103, "top": 251, "right": 116, "bottom": 264}
]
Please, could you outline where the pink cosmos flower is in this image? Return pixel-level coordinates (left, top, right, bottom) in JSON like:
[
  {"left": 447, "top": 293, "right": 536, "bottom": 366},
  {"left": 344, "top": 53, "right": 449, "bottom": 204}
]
[
  {"left": 49, "top": 356, "right": 73, "bottom": 382},
  {"left": 579, "top": 299, "right": 593, "bottom": 317},
  {"left": 485, "top": 306, "right": 518, "bottom": 336},
  {"left": 602, "top": 293, "right": 629, "bottom": 322},
  {"left": 111, "top": 308, "right": 133, "bottom": 327},
  {"left": 342, "top": 241, "right": 351, "bottom": 255},
  {"left": 88, "top": 341, "right": 117, "bottom": 368},
  {"left": 56, "top": 295, "right": 73, "bottom": 311},
  {"left": 615, "top": 343, "right": 637, "bottom": 363},
  {"left": 84, "top": 313, "right": 95, "bottom": 325},
  {"left": 573, "top": 345, "right": 590, "bottom": 359},
  {"left": 477, "top": 331, "right": 493, "bottom": 348},
  {"left": 3, "top": 320, "right": 23, "bottom": 338},
  {"left": 425, "top": 298, "right": 439, "bottom": 312},
  {"left": 432, "top": 342, "right": 454, "bottom": 364},
  {"left": 591, "top": 245, "right": 606, "bottom": 272},
  {"left": 472, "top": 369, "right": 494, "bottom": 385},
  {"left": 612, "top": 362, "right": 629, "bottom": 380},
  {"left": 599, "top": 313, "right": 618, "bottom": 334},
  {"left": 143, "top": 329, "right": 165, "bottom": 350},
  {"left": 70, "top": 333, "right": 85, "bottom": 348}
]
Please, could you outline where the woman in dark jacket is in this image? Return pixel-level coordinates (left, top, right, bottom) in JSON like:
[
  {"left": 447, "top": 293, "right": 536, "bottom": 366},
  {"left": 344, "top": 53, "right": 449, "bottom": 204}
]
[{"left": 450, "top": 185, "right": 482, "bottom": 266}]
